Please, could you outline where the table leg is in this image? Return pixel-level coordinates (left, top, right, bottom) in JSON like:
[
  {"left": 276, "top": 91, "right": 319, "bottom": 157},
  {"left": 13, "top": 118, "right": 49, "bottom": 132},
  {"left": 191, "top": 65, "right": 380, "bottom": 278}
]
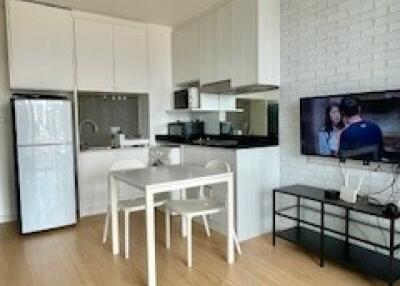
[
  {"left": 345, "top": 209, "right": 349, "bottom": 248},
  {"left": 227, "top": 173, "right": 235, "bottom": 264},
  {"left": 110, "top": 175, "right": 119, "bottom": 255},
  {"left": 145, "top": 190, "right": 156, "bottom": 286},
  {"left": 320, "top": 202, "right": 325, "bottom": 267},
  {"left": 181, "top": 188, "right": 187, "bottom": 237},
  {"left": 272, "top": 190, "right": 276, "bottom": 246},
  {"left": 297, "top": 196, "right": 301, "bottom": 228},
  {"left": 389, "top": 219, "right": 395, "bottom": 286}
]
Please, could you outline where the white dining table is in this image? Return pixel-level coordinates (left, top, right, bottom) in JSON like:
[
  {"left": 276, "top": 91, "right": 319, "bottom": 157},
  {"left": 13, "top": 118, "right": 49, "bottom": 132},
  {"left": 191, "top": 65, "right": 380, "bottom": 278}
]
[{"left": 109, "top": 164, "right": 235, "bottom": 286}]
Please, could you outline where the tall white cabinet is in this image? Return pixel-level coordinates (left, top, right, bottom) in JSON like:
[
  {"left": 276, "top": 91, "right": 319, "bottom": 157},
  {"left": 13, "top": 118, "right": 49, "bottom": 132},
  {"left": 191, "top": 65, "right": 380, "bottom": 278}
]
[
  {"left": 199, "top": 2, "right": 232, "bottom": 85},
  {"left": 6, "top": 2, "right": 151, "bottom": 94},
  {"left": 113, "top": 24, "right": 148, "bottom": 93},
  {"left": 172, "top": 22, "right": 200, "bottom": 85},
  {"left": 74, "top": 13, "right": 149, "bottom": 93},
  {"left": 6, "top": 0, "right": 74, "bottom": 91},
  {"left": 171, "top": 0, "right": 280, "bottom": 89},
  {"left": 231, "top": 0, "right": 280, "bottom": 88},
  {"left": 74, "top": 19, "right": 114, "bottom": 92}
]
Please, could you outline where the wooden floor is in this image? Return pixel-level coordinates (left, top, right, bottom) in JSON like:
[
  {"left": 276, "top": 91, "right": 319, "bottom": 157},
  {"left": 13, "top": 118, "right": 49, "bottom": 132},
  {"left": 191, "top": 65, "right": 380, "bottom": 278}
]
[{"left": 0, "top": 212, "right": 390, "bottom": 286}]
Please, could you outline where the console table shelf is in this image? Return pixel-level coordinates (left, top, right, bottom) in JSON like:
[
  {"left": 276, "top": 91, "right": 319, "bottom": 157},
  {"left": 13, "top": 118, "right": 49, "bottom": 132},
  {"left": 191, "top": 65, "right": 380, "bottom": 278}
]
[
  {"left": 273, "top": 184, "right": 400, "bottom": 286},
  {"left": 277, "top": 227, "right": 400, "bottom": 283}
]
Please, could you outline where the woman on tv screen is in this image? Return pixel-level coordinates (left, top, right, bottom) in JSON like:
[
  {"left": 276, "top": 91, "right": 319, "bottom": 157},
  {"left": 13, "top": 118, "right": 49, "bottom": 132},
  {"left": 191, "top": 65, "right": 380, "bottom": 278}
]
[{"left": 318, "top": 103, "right": 345, "bottom": 156}]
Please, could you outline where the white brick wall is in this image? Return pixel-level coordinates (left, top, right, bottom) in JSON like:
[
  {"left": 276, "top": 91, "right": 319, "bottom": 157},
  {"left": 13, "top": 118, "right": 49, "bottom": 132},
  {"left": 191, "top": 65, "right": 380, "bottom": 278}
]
[{"left": 280, "top": 0, "right": 400, "bottom": 248}]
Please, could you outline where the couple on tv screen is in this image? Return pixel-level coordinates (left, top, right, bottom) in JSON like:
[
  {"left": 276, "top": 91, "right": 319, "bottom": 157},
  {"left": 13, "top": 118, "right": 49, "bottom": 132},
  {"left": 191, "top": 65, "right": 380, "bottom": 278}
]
[{"left": 319, "top": 97, "right": 383, "bottom": 161}]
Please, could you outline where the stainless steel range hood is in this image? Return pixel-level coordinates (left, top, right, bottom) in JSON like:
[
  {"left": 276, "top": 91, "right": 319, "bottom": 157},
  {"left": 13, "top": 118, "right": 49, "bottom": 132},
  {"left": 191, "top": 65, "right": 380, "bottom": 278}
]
[{"left": 200, "top": 80, "right": 279, "bottom": 94}]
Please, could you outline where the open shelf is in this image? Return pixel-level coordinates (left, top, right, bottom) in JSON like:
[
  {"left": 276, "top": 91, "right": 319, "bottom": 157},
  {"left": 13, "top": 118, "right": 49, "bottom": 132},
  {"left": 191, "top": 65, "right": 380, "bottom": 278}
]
[{"left": 276, "top": 226, "right": 400, "bottom": 283}]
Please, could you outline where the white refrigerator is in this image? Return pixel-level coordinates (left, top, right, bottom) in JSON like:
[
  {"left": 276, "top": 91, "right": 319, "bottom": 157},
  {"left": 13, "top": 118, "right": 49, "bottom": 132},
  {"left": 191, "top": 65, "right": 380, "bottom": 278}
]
[{"left": 12, "top": 97, "right": 77, "bottom": 234}]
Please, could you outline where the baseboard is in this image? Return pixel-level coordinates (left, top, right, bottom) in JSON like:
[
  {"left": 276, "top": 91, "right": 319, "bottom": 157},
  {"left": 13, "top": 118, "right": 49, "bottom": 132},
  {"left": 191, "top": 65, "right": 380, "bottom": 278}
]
[
  {"left": 0, "top": 214, "right": 16, "bottom": 224},
  {"left": 79, "top": 203, "right": 106, "bottom": 218}
]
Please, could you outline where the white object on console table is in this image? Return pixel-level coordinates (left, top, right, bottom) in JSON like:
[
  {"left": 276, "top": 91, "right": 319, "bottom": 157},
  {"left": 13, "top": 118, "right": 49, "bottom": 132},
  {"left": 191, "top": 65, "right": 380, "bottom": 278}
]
[
  {"left": 339, "top": 171, "right": 365, "bottom": 204},
  {"left": 110, "top": 165, "right": 235, "bottom": 286}
]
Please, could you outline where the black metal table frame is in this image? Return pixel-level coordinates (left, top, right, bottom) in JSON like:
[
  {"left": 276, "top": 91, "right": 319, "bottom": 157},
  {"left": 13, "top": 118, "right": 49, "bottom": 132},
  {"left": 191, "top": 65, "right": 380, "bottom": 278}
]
[{"left": 272, "top": 189, "right": 400, "bottom": 286}]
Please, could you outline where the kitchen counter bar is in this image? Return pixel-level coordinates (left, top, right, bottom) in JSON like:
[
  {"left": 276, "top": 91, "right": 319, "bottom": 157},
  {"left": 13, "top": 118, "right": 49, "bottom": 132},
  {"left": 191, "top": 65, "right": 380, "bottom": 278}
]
[{"left": 155, "top": 135, "right": 279, "bottom": 149}]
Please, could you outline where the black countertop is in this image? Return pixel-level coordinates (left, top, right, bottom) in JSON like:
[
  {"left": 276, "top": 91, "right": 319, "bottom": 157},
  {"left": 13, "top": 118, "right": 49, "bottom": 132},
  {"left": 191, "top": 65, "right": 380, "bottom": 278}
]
[{"left": 155, "top": 134, "right": 279, "bottom": 149}]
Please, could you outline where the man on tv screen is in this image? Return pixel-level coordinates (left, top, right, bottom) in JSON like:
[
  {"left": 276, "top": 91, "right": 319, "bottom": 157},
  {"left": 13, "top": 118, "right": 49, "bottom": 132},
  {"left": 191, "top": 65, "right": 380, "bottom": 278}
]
[{"left": 338, "top": 97, "right": 384, "bottom": 161}]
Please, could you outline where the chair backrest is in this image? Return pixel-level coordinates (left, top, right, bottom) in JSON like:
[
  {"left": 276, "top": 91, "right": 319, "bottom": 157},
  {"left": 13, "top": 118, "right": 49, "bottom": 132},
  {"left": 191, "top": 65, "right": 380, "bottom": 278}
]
[
  {"left": 110, "top": 159, "right": 146, "bottom": 172},
  {"left": 205, "top": 160, "right": 231, "bottom": 172},
  {"left": 108, "top": 159, "right": 147, "bottom": 200},
  {"left": 200, "top": 160, "right": 231, "bottom": 201}
]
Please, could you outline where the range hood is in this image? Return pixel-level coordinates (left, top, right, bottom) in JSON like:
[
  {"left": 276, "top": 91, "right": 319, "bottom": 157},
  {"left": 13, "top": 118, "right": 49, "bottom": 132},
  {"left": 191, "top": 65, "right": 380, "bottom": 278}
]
[{"left": 200, "top": 80, "right": 279, "bottom": 95}]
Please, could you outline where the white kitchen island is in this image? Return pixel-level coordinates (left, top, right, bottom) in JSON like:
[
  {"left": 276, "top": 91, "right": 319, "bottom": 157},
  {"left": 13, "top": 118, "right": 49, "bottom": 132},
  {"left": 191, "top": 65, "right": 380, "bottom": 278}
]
[{"left": 180, "top": 144, "right": 280, "bottom": 241}]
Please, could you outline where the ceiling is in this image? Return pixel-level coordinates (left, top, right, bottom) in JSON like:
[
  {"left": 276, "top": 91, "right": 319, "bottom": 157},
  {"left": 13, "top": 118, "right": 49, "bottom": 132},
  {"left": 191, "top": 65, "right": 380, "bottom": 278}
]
[{"left": 33, "top": 0, "right": 225, "bottom": 27}]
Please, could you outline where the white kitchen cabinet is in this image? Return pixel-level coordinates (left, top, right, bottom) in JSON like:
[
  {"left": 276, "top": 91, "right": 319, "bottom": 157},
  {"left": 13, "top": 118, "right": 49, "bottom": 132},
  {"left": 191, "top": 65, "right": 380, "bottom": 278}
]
[
  {"left": 231, "top": 0, "right": 280, "bottom": 88},
  {"left": 78, "top": 146, "right": 181, "bottom": 216},
  {"left": 74, "top": 14, "right": 149, "bottom": 93},
  {"left": 172, "top": 22, "right": 200, "bottom": 85},
  {"left": 200, "top": 2, "right": 232, "bottom": 85},
  {"left": 181, "top": 145, "right": 280, "bottom": 241},
  {"left": 75, "top": 19, "right": 114, "bottom": 92},
  {"left": 147, "top": 24, "right": 177, "bottom": 144},
  {"left": 171, "top": 29, "right": 183, "bottom": 85},
  {"left": 199, "top": 13, "right": 216, "bottom": 85},
  {"left": 78, "top": 148, "right": 149, "bottom": 217},
  {"left": 215, "top": 2, "right": 232, "bottom": 83},
  {"left": 6, "top": 0, "right": 74, "bottom": 91},
  {"left": 113, "top": 24, "right": 148, "bottom": 93}
]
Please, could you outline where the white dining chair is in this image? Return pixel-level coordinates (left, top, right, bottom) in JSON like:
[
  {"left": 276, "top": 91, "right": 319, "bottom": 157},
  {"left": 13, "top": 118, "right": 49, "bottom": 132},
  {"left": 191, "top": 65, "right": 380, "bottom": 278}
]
[
  {"left": 164, "top": 160, "right": 242, "bottom": 268},
  {"left": 102, "top": 159, "right": 166, "bottom": 259}
]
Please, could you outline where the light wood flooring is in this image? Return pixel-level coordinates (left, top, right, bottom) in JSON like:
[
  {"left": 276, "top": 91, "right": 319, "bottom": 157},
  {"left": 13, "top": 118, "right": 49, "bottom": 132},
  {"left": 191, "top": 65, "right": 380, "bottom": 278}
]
[{"left": 0, "top": 212, "right": 390, "bottom": 286}]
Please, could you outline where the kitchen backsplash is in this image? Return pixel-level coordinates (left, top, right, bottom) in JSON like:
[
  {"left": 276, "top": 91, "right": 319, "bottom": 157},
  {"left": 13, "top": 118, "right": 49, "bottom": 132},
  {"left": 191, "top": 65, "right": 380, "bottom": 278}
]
[{"left": 79, "top": 93, "right": 148, "bottom": 147}]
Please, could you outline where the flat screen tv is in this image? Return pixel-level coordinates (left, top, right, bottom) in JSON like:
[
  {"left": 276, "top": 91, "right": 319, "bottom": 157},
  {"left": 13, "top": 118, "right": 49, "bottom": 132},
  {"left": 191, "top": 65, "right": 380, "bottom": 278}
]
[{"left": 300, "top": 90, "right": 400, "bottom": 163}]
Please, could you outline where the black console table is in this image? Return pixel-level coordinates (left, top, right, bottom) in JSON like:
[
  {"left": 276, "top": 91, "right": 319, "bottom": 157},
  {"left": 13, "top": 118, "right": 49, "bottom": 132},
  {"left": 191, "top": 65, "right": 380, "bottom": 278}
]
[{"left": 272, "top": 184, "right": 400, "bottom": 286}]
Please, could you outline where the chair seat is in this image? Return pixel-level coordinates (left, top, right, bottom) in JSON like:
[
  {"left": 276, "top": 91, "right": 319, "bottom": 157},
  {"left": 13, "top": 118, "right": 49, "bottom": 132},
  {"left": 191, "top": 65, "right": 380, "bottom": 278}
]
[
  {"left": 166, "top": 199, "right": 224, "bottom": 217},
  {"left": 118, "top": 197, "right": 166, "bottom": 212}
]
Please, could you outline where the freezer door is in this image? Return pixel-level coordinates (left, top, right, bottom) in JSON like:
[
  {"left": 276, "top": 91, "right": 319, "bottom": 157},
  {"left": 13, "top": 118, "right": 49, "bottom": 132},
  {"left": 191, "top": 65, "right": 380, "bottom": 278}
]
[
  {"left": 14, "top": 99, "right": 73, "bottom": 146},
  {"left": 17, "top": 144, "right": 76, "bottom": 233}
]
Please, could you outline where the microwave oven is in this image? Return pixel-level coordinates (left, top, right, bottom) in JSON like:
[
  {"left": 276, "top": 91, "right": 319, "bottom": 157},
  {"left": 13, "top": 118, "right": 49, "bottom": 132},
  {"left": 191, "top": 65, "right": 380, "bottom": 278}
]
[
  {"left": 174, "top": 87, "right": 199, "bottom": 109},
  {"left": 168, "top": 121, "right": 204, "bottom": 139}
]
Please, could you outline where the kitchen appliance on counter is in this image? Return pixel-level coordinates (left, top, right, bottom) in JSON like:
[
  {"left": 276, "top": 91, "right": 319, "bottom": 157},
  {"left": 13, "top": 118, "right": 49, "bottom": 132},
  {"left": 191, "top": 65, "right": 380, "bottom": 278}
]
[
  {"left": 174, "top": 87, "right": 199, "bottom": 109},
  {"left": 168, "top": 120, "right": 204, "bottom": 139},
  {"left": 11, "top": 95, "right": 77, "bottom": 234},
  {"left": 220, "top": 121, "right": 233, "bottom": 136}
]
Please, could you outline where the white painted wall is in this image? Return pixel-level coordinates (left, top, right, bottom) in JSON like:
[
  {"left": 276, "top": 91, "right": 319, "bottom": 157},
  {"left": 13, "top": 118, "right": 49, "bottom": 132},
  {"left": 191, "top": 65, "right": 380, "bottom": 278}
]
[
  {"left": 280, "top": 0, "right": 400, "bottom": 249},
  {"left": 0, "top": 2, "right": 15, "bottom": 223}
]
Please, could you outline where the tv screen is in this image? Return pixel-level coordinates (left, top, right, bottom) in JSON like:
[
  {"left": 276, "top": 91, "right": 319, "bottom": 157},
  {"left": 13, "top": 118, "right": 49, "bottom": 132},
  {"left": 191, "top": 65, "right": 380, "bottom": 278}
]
[{"left": 300, "top": 90, "right": 400, "bottom": 163}]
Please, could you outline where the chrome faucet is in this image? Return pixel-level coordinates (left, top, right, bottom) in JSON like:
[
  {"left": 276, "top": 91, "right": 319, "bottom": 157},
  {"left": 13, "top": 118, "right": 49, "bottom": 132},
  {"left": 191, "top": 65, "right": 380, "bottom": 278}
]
[{"left": 79, "top": 119, "right": 99, "bottom": 133}]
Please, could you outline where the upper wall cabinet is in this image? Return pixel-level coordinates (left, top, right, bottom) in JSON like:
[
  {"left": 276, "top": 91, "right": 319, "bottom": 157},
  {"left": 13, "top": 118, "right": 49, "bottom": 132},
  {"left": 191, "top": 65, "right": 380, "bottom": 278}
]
[
  {"left": 172, "top": 0, "right": 279, "bottom": 91},
  {"left": 74, "top": 12, "right": 149, "bottom": 93},
  {"left": 74, "top": 19, "right": 114, "bottom": 92},
  {"left": 113, "top": 24, "right": 148, "bottom": 93},
  {"left": 200, "top": 2, "right": 232, "bottom": 85},
  {"left": 231, "top": 0, "right": 280, "bottom": 89},
  {"left": 6, "top": 1, "right": 74, "bottom": 91},
  {"left": 172, "top": 22, "right": 200, "bottom": 86}
]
